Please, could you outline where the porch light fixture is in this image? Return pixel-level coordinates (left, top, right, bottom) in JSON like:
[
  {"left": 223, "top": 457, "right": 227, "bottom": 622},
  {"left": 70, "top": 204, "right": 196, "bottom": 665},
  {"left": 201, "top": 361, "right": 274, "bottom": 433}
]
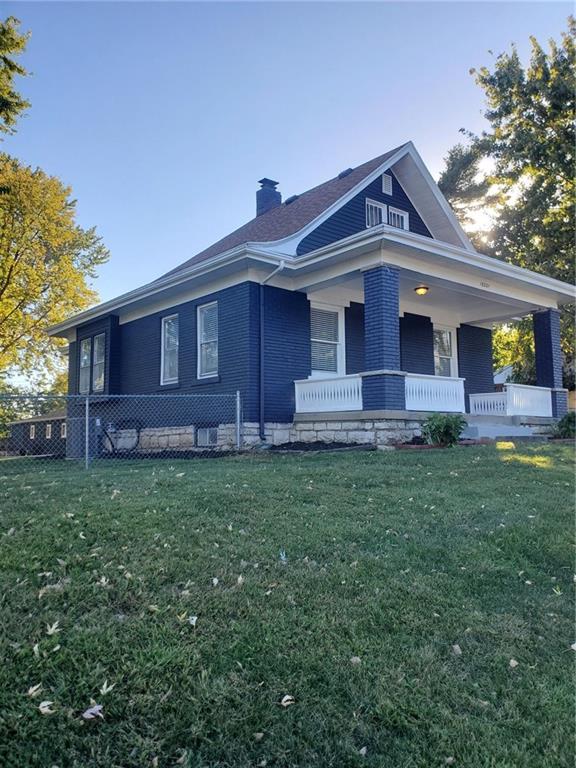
[{"left": 414, "top": 285, "right": 429, "bottom": 296}]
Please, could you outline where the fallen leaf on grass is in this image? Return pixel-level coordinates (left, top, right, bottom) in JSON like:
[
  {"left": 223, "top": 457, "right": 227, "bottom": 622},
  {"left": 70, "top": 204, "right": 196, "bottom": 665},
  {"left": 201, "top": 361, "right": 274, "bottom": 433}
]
[
  {"left": 509, "top": 659, "right": 519, "bottom": 669},
  {"left": 27, "top": 683, "right": 43, "bottom": 698},
  {"left": 82, "top": 701, "right": 104, "bottom": 720},
  {"left": 359, "top": 746, "right": 367, "bottom": 757},
  {"left": 350, "top": 656, "right": 362, "bottom": 666},
  {"left": 280, "top": 694, "right": 295, "bottom": 707},
  {"left": 46, "top": 621, "right": 60, "bottom": 636},
  {"left": 39, "top": 700, "right": 55, "bottom": 715},
  {"left": 188, "top": 615, "right": 198, "bottom": 627},
  {"left": 452, "top": 644, "right": 462, "bottom": 656},
  {"left": 100, "top": 680, "right": 115, "bottom": 695},
  {"left": 211, "top": 577, "right": 219, "bottom": 587},
  {"left": 254, "top": 732, "right": 265, "bottom": 741}
]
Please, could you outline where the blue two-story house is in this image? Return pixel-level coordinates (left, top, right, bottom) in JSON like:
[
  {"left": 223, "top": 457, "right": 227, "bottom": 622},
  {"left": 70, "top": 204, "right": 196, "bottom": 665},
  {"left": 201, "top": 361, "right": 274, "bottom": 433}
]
[{"left": 49, "top": 142, "right": 574, "bottom": 448}]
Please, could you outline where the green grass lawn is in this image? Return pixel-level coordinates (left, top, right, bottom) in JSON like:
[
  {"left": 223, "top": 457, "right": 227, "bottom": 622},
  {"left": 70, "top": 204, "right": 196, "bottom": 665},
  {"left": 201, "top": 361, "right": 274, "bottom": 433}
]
[{"left": 0, "top": 442, "right": 574, "bottom": 767}]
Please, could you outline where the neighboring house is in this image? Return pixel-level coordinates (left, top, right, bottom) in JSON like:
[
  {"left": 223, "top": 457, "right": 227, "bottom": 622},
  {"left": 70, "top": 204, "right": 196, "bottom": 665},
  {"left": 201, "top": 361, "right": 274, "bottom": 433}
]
[
  {"left": 7, "top": 411, "right": 67, "bottom": 457},
  {"left": 48, "top": 142, "right": 575, "bottom": 449}
]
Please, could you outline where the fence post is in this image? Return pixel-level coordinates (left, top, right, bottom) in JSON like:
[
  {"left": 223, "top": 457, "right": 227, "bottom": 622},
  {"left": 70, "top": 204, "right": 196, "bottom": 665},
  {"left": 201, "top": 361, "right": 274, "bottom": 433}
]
[
  {"left": 235, "top": 391, "right": 242, "bottom": 450},
  {"left": 84, "top": 396, "right": 90, "bottom": 470}
]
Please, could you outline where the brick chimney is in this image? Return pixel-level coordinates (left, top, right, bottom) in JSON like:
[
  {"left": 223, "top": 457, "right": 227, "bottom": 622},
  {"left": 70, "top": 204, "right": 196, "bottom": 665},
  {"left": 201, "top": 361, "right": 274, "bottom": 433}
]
[{"left": 256, "top": 178, "right": 281, "bottom": 216}]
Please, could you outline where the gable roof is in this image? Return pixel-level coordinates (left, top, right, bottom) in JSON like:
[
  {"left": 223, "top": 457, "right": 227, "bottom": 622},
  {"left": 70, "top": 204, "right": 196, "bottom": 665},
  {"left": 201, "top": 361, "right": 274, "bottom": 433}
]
[{"left": 159, "top": 144, "right": 407, "bottom": 280}]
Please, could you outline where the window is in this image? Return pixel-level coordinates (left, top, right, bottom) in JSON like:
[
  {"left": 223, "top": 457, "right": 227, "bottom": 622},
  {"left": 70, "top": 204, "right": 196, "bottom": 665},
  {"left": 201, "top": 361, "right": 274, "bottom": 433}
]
[
  {"left": 60, "top": 422, "right": 67, "bottom": 439},
  {"left": 29, "top": 424, "right": 35, "bottom": 440},
  {"left": 79, "top": 338, "right": 92, "bottom": 394},
  {"left": 161, "top": 315, "right": 179, "bottom": 385},
  {"left": 198, "top": 302, "right": 218, "bottom": 378},
  {"left": 79, "top": 333, "right": 105, "bottom": 394},
  {"left": 388, "top": 207, "right": 409, "bottom": 230},
  {"left": 382, "top": 173, "right": 393, "bottom": 195},
  {"left": 434, "top": 327, "right": 458, "bottom": 377},
  {"left": 366, "top": 199, "right": 387, "bottom": 228},
  {"left": 197, "top": 427, "right": 218, "bottom": 447},
  {"left": 310, "top": 305, "right": 344, "bottom": 375},
  {"left": 92, "top": 334, "right": 105, "bottom": 393},
  {"left": 45, "top": 424, "right": 52, "bottom": 440}
]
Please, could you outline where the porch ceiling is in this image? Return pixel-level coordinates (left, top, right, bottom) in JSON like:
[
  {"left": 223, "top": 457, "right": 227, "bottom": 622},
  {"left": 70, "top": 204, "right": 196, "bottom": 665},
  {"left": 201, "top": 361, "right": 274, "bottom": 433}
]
[{"left": 305, "top": 270, "right": 541, "bottom": 327}]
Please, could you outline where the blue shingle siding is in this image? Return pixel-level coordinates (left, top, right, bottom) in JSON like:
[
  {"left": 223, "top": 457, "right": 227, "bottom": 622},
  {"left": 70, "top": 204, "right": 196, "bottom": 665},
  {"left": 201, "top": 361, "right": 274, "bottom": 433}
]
[
  {"left": 400, "top": 313, "right": 435, "bottom": 375},
  {"left": 345, "top": 302, "right": 364, "bottom": 374},
  {"left": 533, "top": 309, "right": 563, "bottom": 389},
  {"left": 457, "top": 324, "right": 493, "bottom": 407},
  {"left": 67, "top": 340, "right": 78, "bottom": 395},
  {"left": 296, "top": 171, "right": 432, "bottom": 255},
  {"left": 263, "top": 286, "right": 311, "bottom": 422},
  {"left": 362, "top": 374, "right": 405, "bottom": 411},
  {"left": 363, "top": 265, "right": 401, "bottom": 372}
]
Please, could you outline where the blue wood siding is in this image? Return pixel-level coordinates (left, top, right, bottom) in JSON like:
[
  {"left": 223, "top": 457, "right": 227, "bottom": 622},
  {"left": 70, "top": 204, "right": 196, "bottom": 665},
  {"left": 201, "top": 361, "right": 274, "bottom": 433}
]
[
  {"left": 400, "top": 313, "right": 435, "bottom": 375},
  {"left": 296, "top": 171, "right": 432, "bottom": 255},
  {"left": 457, "top": 324, "right": 494, "bottom": 408},
  {"left": 345, "top": 302, "right": 364, "bottom": 374},
  {"left": 262, "top": 286, "right": 310, "bottom": 422}
]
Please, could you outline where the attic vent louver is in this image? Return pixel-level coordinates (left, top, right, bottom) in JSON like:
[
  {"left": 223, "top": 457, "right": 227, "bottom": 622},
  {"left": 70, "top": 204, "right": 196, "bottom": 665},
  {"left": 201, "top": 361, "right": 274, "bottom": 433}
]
[
  {"left": 284, "top": 194, "right": 299, "bottom": 205},
  {"left": 338, "top": 168, "right": 353, "bottom": 179}
]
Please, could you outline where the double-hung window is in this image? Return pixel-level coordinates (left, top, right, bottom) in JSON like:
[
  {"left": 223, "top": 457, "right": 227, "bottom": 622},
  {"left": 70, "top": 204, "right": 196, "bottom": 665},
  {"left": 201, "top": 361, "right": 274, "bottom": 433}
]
[
  {"left": 366, "top": 199, "right": 387, "bottom": 228},
  {"left": 79, "top": 333, "right": 105, "bottom": 394},
  {"left": 29, "top": 424, "right": 35, "bottom": 440},
  {"left": 161, "top": 315, "right": 179, "bottom": 385},
  {"left": 433, "top": 327, "right": 458, "bottom": 377},
  {"left": 310, "top": 305, "right": 344, "bottom": 376},
  {"left": 198, "top": 302, "right": 218, "bottom": 378},
  {"left": 45, "top": 424, "right": 52, "bottom": 440},
  {"left": 60, "top": 422, "right": 67, "bottom": 439}
]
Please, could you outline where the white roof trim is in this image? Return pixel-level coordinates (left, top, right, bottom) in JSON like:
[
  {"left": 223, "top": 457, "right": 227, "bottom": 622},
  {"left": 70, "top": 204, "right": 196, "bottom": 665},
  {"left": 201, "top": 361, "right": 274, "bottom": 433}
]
[{"left": 248, "top": 141, "right": 474, "bottom": 254}]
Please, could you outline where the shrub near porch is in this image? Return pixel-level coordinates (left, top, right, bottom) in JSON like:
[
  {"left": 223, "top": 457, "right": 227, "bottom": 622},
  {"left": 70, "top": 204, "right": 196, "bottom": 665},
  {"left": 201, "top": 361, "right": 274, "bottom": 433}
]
[{"left": 0, "top": 443, "right": 574, "bottom": 767}]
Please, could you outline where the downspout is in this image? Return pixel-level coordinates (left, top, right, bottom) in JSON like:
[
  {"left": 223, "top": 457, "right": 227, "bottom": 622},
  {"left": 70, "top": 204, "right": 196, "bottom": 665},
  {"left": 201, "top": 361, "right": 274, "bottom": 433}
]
[{"left": 259, "top": 261, "right": 286, "bottom": 440}]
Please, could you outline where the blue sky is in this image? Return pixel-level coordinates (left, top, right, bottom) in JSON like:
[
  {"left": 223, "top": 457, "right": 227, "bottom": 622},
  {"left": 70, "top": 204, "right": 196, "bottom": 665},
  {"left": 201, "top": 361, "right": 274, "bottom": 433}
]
[{"left": 4, "top": 1, "right": 571, "bottom": 303}]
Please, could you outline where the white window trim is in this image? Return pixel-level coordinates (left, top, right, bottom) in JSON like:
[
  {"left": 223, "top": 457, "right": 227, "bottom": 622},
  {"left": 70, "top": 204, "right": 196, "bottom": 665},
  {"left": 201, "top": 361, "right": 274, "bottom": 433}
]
[
  {"left": 45, "top": 424, "right": 52, "bottom": 440},
  {"left": 388, "top": 207, "right": 409, "bottom": 230},
  {"left": 160, "top": 314, "right": 179, "bottom": 385},
  {"left": 61, "top": 422, "right": 67, "bottom": 439},
  {"left": 197, "top": 301, "right": 218, "bottom": 379},
  {"left": 433, "top": 325, "right": 459, "bottom": 378},
  {"left": 309, "top": 302, "right": 346, "bottom": 378},
  {"left": 79, "top": 337, "right": 92, "bottom": 395},
  {"left": 365, "top": 199, "right": 387, "bottom": 228},
  {"left": 382, "top": 173, "right": 393, "bottom": 195},
  {"left": 29, "top": 424, "right": 35, "bottom": 440}
]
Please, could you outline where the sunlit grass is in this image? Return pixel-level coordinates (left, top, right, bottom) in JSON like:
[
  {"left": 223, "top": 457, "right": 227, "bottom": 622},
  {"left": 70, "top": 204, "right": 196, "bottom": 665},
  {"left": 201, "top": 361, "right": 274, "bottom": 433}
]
[{"left": 0, "top": 442, "right": 574, "bottom": 767}]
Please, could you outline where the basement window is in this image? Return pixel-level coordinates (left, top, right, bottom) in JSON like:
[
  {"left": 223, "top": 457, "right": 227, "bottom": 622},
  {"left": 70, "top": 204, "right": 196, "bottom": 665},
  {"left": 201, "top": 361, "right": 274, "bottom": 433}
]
[
  {"left": 197, "top": 427, "right": 218, "bottom": 447},
  {"left": 365, "top": 199, "right": 387, "bottom": 228}
]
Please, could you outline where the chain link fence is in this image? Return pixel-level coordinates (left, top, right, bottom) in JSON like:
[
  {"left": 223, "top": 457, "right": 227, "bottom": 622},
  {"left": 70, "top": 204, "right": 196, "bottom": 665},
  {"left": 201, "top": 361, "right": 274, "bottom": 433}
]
[{"left": 0, "top": 393, "right": 242, "bottom": 473}]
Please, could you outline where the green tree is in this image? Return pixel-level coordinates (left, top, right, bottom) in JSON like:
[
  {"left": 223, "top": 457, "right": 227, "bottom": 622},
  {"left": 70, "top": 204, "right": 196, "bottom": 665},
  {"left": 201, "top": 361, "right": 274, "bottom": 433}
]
[
  {"left": 439, "top": 18, "right": 575, "bottom": 386},
  {"left": 0, "top": 16, "right": 30, "bottom": 135},
  {"left": 0, "top": 154, "right": 109, "bottom": 376}
]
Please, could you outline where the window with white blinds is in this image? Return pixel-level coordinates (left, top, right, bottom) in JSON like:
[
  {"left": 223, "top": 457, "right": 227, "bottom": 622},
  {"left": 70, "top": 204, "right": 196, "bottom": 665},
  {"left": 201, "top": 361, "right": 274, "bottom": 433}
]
[
  {"left": 388, "top": 207, "right": 409, "bottom": 230},
  {"left": 161, "top": 315, "right": 179, "bottom": 385},
  {"left": 310, "top": 307, "right": 341, "bottom": 374},
  {"left": 365, "top": 199, "right": 387, "bottom": 228},
  {"left": 382, "top": 173, "right": 393, "bottom": 195},
  {"left": 198, "top": 302, "right": 218, "bottom": 378}
]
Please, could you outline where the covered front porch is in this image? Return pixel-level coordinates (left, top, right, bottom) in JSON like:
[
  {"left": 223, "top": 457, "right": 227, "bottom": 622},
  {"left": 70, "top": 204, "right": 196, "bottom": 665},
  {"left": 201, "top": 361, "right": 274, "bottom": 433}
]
[{"left": 289, "top": 246, "right": 568, "bottom": 421}]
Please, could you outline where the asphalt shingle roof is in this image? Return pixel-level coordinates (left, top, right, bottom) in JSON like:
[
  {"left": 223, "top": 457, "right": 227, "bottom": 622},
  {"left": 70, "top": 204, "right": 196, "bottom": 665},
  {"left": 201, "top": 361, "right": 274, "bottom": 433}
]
[{"left": 159, "top": 145, "right": 406, "bottom": 280}]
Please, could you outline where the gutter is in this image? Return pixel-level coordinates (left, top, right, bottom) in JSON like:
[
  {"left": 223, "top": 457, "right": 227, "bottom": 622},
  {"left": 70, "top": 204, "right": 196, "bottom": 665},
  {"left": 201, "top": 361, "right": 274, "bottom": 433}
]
[{"left": 259, "top": 261, "right": 286, "bottom": 440}]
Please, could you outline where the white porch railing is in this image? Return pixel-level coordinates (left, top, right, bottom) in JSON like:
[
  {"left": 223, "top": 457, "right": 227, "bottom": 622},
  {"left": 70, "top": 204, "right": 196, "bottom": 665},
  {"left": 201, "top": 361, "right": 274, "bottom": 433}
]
[
  {"left": 470, "top": 383, "right": 552, "bottom": 417},
  {"left": 405, "top": 373, "right": 466, "bottom": 413},
  {"left": 294, "top": 374, "right": 362, "bottom": 413}
]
